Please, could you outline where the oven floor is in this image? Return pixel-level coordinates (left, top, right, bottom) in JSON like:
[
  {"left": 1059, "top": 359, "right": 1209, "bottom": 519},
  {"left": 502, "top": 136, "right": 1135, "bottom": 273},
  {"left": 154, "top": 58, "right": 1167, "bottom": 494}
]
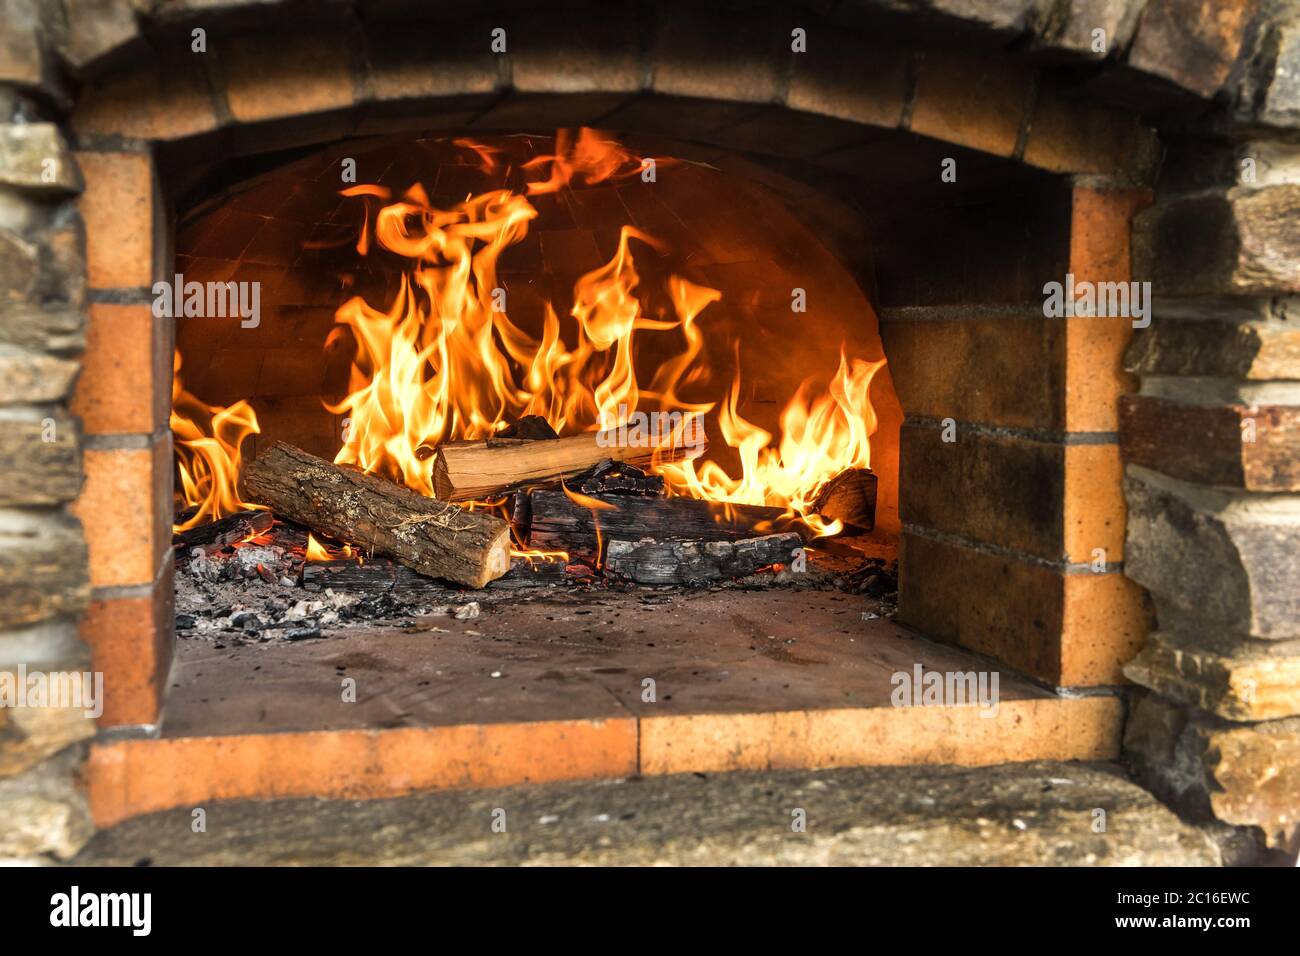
[
  {"left": 88, "top": 588, "right": 1123, "bottom": 827},
  {"left": 164, "top": 588, "right": 1057, "bottom": 735}
]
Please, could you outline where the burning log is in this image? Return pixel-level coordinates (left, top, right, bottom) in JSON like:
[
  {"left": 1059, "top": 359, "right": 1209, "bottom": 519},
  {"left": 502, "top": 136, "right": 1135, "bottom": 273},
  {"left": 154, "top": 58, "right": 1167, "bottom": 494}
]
[
  {"left": 604, "top": 532, "right": 804, "bottom": 585},
  {"left": 524, "top": 489, "right": 796, "bottom": 553},
  {"left": 243, "top": 442, "right": 512, "bottom": 589},
  {"left": 172, "top": 509, "right": 273, "bottom": 551},
  {"left": 813, "top": 468, "right": 877, "bottom": 532},
  {"left": 431, "top": 428, "right": 705, "bottom": 501}
]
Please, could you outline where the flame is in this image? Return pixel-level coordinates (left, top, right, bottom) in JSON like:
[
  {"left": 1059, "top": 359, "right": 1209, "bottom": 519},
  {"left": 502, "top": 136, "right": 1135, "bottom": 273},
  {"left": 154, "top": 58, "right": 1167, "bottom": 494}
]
[
  {"left": 305, "top": 533, "right": 330, "bottom": 561},
  {"left": 171, "top": 352, "right": 265, "bottom": 533},
  {"left": 175, "top": 129, "right": 887, "bottom": 544},
  {"left": 659, "top": 349, "right": 886, "bottom": 537}
]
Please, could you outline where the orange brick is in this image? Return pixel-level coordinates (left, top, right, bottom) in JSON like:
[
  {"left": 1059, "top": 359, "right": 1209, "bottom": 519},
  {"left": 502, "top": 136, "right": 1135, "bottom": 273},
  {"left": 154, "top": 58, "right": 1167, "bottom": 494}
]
[
  {"left": 910, "top": 53, "right": 1032, "bottom": 158},
  {"left": 88, "top": 718, "right": 639, "bottom": 827},
  {"left": 73, "top": 59, "right": 218, "bottom": 141},
  {"left": 78, "top": 562, "right": 173, "bottom": 727},
  {"left": 72, "top": 304, "right": 162, "bottom": 435},
  {"left": 77, "top": 151, "right": 155, "bottom": 289},
  {"left": 1061, "top": 572, "right": 1151, "bottom": 686},
  {"left": 222, "top": 34, "right": 355, "bottom": 124},
  {"left": 638, "top": 697, "right": 1121, "bottom": 776},
  {"left": 1065, "top": 187, "right": 1151, "bottom": 432},
  {"left": 1023, "top": 91, "right": 1157, "bottom": 178},
  {"left": 1063, "top": 442, "right": 1126, "bottom": 563},
  {"left": 71, "top": 440, "right": 171, "bottom": 589}
]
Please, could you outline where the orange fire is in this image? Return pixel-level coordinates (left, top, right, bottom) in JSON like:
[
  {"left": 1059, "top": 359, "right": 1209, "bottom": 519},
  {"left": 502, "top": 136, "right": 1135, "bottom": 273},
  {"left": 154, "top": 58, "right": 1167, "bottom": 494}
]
[
  {"left": 175, "top": 129, "right": 886, "bottom": 541},
  {"left": 171, "top": 352, "right": 266, "bottom": 533},
  {"left": 326, "top": 129, "right": 885, "bottom": 534}
]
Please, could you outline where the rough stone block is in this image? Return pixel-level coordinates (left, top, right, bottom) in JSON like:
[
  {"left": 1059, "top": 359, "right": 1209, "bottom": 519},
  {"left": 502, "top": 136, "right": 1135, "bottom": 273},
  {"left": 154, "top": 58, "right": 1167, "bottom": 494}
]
[
  {"left": 0, "top": 510, "right": 89, "bottom": 630},
  {"left": 0, "top": 409, "right": 82, "bottom": 507},
  {"left": 1133, "top": 186, "right": 1300, "bottom": 296},
  {"left": 1120, "top": 394, "right": 1300, "bottom": 491},
  {"left": 1123, "top": 465, "right": 1300, "bottom": 639},
  {"left": 1124, "top": 631, "right": 1300, "bottom": 720},
  {"left": 1125, "top": 0, "right": 1258, "bottom": 99},
  {"left": 1125, "top": 317, "right": 1300, "bottom": 380},
  {"left": 0, "top": 746, "right": 93, "bottom": 863},
  {"left": 0, "top": 124, "right": 82, "bottom": 194}
]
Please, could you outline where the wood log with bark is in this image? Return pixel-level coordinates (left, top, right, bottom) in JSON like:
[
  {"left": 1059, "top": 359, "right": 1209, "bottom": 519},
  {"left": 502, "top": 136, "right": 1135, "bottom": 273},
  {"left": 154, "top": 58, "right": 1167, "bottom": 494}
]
[
  {"left": 524, "top": 489, "right": 798, "bottom": 553},
  {"left": 604, "top": 532, "right": 804, "bottom": 585},
  {"left": 243, "top": 442, "right": 512, "bottom": 589},
  {"left": 432, "top": 429, "right": 705, "bottom": 501},
  {"left": 813, "top": 468, "right": 877, "bottom": 531},
  {"left": 173, "top": 509, "right": 274, "bottom": 551}
]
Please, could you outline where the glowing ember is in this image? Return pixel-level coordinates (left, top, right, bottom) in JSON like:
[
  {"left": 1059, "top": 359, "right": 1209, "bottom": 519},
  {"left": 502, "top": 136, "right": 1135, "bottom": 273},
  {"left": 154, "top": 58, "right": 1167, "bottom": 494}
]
[{"left": 171, "top": 351, "right": 265, "bottom": 533}]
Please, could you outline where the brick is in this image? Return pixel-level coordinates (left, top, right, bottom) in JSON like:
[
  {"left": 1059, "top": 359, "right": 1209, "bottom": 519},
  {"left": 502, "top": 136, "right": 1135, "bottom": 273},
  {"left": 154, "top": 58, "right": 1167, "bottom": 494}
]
[
  {"left": 77, "top": 151, "right": 156, "bottom": 289},
  {"left": 363, "top": 21, "right": 500, "bottom": 102},
  {"left": 787, "top": 35, "right": 908, "bottom": 128},
  {"left": 1126, "top": 0, "right": 1258, "bottom": 100},
  {"left": 88, "top": 718, "right": 639, "bottom": 827},
  {"left": 509, "top": 10, "right": 641, "bottom": 94},
  {"left": 73, "top": 56, "right": 219, "bottom": 141},
  {"left": 1124, "top": 466, "right": 1300, "bottom": 640},
  {"left": 901, "top": 424, "right": 1065, "bottom": 560},
  {"left": 0, "top": 410, "right": 82, "bottom": 506},
  {"left": 1133, "top": 186, "right": 1300, "bottom": 296},
  {"left": 71, "top": 438, "right": 171, "bottom": 589},
  {"left": 1063, "top": 441, "right": 1127, "bottom": 562},
  {"left": 638, "top": 697, "right": 1122, "bottom": 776},
  {"left": 1066, "top": 187, "right": 1150, "bottom": 432},
  {"left": 78, "top": 561, "right": 173, "bottom": 727},
  {"left": 222, "top": 32, "right": 355, "bottom": 124},
  {"left": 898, "top": 531, "right": 1147, "bottom": 686},
  {"left": 1125, "top": 319, "right": 1300, "bottom": 380},
  {"left": 910, "top": 53, "right": 1033, "bottom": 158},
  {"left": 1125, "top": 631, "right": 1300, "bottom": 720},
  {"left": 72, "top": 304, "right": 166, "bottom": 435},
  {"left": 651, "top": 4, "right": 786, "bottom": 103},
  {"left": 1022, "top": 91, "right": 1159, "bottom": 179},
  {"left": 0, "top": 123, "right": 82, "bottom": 194},
  {"left": 879, "top": 311, "right": 1066, "bottom": 430},
  {"left": 1120, "top": 395, "right": 1300, "bottom": 491}
]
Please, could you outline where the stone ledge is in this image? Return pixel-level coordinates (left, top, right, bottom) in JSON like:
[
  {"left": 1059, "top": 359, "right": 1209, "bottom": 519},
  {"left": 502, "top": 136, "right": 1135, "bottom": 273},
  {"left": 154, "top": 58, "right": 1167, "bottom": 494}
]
[
  {"left": 0, "top": 745, "right": 93, "bottom": 863},
  {"left": 74, "top": 760, "right": 1220, "bottom": 866},
  {"left": 1124, "top": 631, "right": 1300, "bottom": 720},
  {"left": 1125, "top": 315, "right": 1300, "bottom": 380}
]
